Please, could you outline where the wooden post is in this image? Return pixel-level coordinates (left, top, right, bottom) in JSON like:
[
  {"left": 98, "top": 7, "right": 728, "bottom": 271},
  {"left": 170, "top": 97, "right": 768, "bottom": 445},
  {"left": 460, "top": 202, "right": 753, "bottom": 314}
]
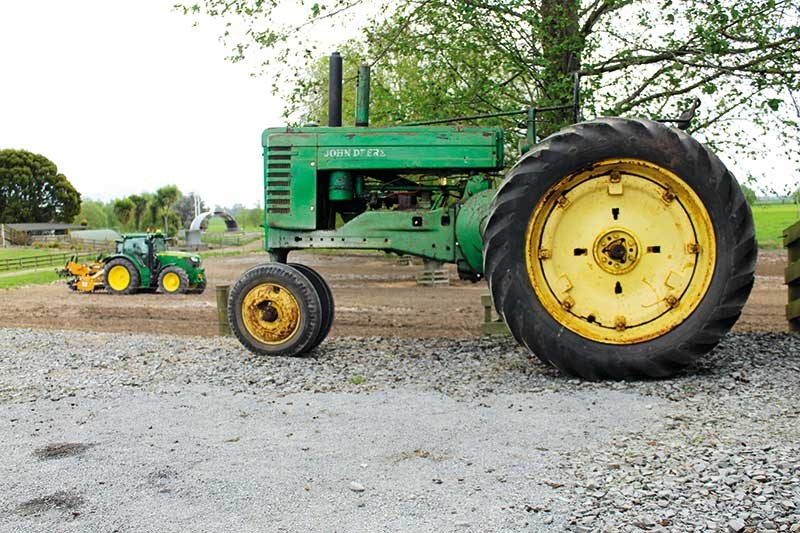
[
  {"left": 481, "top": 293, "right": 510, "bottom": 336},
  {"left": 785, "top": 220, "right": 800, "bottom": 333},
  {"left": 216, "top": 284, "right": 232, "bottom": 336}
]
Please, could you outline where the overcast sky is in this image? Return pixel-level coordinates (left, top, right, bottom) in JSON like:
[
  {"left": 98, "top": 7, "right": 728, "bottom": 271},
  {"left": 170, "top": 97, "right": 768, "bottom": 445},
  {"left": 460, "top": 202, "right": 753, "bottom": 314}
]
[
  {"left": 1, "top": 1, "right": 796, "bottom": 210},
  {"left": 0, "top": 0, "right": 278, "bottom": 208}
]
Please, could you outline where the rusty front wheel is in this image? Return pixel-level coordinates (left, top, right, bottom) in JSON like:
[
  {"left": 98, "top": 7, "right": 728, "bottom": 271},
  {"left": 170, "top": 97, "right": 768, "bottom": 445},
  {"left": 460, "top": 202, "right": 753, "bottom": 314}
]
[{"left": 228, "top": 263, "right": 323, "bottom": 356}]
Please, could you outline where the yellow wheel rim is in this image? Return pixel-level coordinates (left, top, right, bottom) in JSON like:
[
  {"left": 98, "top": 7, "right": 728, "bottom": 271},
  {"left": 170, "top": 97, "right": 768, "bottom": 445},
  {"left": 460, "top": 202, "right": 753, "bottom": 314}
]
[
  {"left": 162, "top": 272, "right": 181, "bottom": 293},
  {"left": 107, "top": 265, "right": 131, "bottom": 291},
  {"left": 241, "top": 283, "right": 301, "bottom": 345},
  {"left": 525, "top": 158, "right": 716, "bottom": 344}
]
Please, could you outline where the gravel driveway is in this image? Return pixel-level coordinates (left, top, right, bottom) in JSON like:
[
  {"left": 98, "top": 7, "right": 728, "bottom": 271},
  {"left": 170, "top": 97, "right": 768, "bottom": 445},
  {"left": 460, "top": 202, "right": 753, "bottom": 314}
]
[{"left": 0, "top": 329, "right": 798, "bottom": 532}]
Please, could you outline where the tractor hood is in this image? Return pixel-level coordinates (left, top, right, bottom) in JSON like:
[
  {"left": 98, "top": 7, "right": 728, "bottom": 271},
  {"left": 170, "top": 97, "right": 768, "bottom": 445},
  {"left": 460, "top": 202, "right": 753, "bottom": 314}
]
[{"left": 157, "top": 251, "right": 202, "bottom": 263}]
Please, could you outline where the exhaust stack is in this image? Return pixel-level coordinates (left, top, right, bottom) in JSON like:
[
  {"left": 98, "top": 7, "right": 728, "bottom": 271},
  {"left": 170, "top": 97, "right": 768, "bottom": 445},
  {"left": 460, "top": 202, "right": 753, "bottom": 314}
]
[{"left": 328, "top": 52, "right": 343, "bottom": 127}]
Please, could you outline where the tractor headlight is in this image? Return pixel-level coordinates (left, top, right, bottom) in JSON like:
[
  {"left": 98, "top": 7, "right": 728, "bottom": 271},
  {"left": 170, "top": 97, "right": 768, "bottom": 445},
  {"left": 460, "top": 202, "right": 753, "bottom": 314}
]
[{"left": 191, "top": 256, "right": 201, "bottom": 267}]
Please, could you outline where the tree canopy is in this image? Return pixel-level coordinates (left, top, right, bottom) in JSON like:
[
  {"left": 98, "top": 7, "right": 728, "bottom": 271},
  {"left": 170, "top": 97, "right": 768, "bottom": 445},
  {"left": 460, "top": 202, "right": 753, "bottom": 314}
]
[
  {"left": 180, "top": 0, "right": 800, "bottom": 159},
  {"left": 0, "top": 149, "right": 81, "bottom": 223}
]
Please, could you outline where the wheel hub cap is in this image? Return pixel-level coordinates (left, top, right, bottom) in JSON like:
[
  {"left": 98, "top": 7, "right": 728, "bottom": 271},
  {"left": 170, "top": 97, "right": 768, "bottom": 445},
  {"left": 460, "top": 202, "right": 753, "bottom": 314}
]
[
  {"left": 241, "top": 283, "right": 300, "bottom": 344},
  {"left": 107, "top": 265, "right": 130, "bottom": 291},
  {"left": 163, "top": 272, "right": 181, "bottom": 292},
  {"left": 526, "top": 159, "right": 717, "bottom": 344},
  {"left": 593, "top": 228, "right": 640, "bottom": 275}
]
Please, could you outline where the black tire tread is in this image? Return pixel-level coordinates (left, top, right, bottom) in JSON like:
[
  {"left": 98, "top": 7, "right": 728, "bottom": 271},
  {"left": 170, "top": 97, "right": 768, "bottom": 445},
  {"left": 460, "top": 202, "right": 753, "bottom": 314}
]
[
  {"left": 484, "top": 117, "right": 756, "bottom": 380},
  {"left": 227, "top": 263, "right": 323, "bottom": 357},
  {"left": 158, "top": 266, "right": 190, "bottom": 294},
  {"left": 289, "top": 263, "right": 334, "bottom": 351},
  {"left": 104, "top": 258, "right": 140, "bottom": 295}
]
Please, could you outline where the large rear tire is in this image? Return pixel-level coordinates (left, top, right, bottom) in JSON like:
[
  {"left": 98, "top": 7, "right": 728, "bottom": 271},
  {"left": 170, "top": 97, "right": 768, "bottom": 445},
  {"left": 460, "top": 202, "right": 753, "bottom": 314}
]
[
  {"left": 228, "top": 263, "right": 323, "bottom": 357},
  {"left": 105, "top": 258, "right": 140, "bottom": 295},
  {"left": 484, "top": 118, "right": 756, "bottom": 380}
]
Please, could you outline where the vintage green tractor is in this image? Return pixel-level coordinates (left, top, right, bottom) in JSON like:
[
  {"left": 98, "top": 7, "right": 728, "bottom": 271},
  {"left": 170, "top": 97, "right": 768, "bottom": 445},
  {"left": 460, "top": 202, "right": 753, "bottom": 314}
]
[
  {"left": 103, "top": 232, "right": 206, "bottom": 295},
  {"left": 227, "top": 52, "right": 756, "bottom": 380}
]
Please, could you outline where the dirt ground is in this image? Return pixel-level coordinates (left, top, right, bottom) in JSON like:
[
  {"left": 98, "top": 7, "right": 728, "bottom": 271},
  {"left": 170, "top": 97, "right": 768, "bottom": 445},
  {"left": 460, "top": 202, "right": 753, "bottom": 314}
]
[{"left": 0, "top": 250, "right": 790, "bottom": 338}]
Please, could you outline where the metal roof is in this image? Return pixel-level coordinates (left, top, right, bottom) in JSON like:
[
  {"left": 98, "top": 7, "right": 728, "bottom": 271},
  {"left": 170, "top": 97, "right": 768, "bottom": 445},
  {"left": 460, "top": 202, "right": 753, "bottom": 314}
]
[{"left": 5, "top": 223, "right": 84, "bottom": 232}]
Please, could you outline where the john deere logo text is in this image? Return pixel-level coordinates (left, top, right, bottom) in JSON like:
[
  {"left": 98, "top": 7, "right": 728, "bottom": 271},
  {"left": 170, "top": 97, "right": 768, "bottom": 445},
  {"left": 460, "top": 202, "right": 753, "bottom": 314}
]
[{"left": 323, "top": 148, "right": 386, "bottom": 158}]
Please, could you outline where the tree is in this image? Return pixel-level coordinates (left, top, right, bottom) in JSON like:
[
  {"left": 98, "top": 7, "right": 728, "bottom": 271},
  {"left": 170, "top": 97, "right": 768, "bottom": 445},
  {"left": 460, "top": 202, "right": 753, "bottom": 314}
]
[
  {"left": 172, "top": 192, "right": 207, "bottom": 229},
  {"left": 236, "top": 206, "right": 264, "bottom": 230},
  {"left": 740, "top": 184, "right": 757, "bottom": 206},
  {"left": 0, "top": 149, "right": 81, "bottom": 223},
  {"left": 113, "top": 198, "right": 135, "bottom": 228},
  {"left": 181, "top": 0, "right": 800, "bottom": 154},
  {"left": 76, "top": 200, "right": 108, "bottom": 229},
  {"left": 150, "top": 185, "right": 182, "bottom": 234},
  {"left": 128, "top": 194, "right": 148, "bottom": 231}
]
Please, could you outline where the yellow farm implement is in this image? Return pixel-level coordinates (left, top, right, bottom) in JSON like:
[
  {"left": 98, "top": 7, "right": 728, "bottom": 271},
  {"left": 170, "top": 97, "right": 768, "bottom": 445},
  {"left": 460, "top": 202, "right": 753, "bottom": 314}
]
[{"left": 58, "top": 257, "right": 105, "bottom": 292}]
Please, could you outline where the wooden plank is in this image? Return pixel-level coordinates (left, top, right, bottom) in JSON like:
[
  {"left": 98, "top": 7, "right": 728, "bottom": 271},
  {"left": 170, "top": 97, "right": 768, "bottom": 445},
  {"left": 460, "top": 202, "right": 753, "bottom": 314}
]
[
  {"left": 787, "top": 299, "right": 800, "bottom": 321},
  {"left": 216, "top": 285, "right": 232, "bottom": 336},
  {"left": 482, "top": 321, "right": 510, "bottom": 336},
  {"left": 785, "top": 260, "right": 800, "bottom": 284},
  {"left": 784, "top": 220, "right": 800, "bottom": 247}
]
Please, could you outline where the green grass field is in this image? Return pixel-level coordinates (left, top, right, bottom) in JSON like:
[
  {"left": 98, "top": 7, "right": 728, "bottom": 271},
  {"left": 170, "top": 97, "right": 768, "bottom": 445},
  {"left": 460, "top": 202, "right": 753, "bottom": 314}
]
[
  {"left": 0, "top": 270, "right": 60, "bottom": 289},
  {"left": 0, "top": 248, "right": 47, "bottom": 260},
  {"left": 752, "top": 203, "right": 799, "bottom": 249},
  {"left": 204, "top": 218, "right": 261, "bottom": 233}
]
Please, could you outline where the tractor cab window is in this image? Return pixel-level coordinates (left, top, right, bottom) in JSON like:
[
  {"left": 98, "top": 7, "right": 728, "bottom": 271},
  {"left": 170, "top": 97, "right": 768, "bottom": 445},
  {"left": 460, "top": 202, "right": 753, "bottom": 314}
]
[
  {"left": 151, "top": 237, "right": 167, "bottom": 253},
  {"left": 123, "top": 237, "right": 148, "bottom": 259}
]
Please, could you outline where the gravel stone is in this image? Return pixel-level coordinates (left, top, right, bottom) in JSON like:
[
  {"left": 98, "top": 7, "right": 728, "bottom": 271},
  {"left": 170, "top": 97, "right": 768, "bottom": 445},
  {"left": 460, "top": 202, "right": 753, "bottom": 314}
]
[{"left": 0, "top": 328, "right": 798, "bottom": 531}]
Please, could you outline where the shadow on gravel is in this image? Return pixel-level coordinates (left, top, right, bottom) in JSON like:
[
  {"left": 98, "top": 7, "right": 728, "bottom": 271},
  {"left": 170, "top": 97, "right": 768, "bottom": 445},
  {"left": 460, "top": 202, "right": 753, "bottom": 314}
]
[
  {"left": 15, "top": 491, "right": 84, "bottom": 516},
  {"left": 33, "top": 442, "right": 94, "bottom": 461}
]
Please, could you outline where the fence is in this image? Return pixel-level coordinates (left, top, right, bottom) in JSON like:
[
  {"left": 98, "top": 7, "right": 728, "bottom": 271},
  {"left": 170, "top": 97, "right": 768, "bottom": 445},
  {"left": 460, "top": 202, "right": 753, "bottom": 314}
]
[
  {"left": 0, "top": 250, "right": 108, "bottom": 273},
  {"left": 70, "top": 237, "right": 116, "bottom": 252},
  {"left": 786, "top": 220, "right": 800, "bottom": 332},
  {"left": 200, "top": 231, "right": 263, "bottom": 248}
]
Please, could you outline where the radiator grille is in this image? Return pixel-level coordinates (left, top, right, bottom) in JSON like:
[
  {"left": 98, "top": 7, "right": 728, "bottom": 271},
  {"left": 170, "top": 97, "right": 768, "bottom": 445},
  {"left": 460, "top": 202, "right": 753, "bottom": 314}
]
[{"left": 266, "top": 146, "right": 291, "bottom": 214}]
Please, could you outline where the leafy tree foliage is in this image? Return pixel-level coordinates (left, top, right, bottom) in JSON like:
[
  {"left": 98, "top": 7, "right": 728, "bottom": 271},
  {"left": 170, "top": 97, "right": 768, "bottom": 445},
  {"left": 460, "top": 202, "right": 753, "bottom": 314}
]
[
  {"left": 128, "top": 194, "right": 149, "bottom": 231},
  {"left": 740, "top": 184, "right": 758, "bottom": 206},
  {"left": 0, "top": 149, "right": 81, "bottom": 223},
  {"left": 76, "top": 200, "right": 111, "bottom": 229},
  {"left": 172, "top": 192, "right": 208, "bottom": 229},
  {"left": 113, "top": 198, "right": 135, "bottom": 228},
  {"left": 180, "top": 0, "right": 800, "bottom": 156}
]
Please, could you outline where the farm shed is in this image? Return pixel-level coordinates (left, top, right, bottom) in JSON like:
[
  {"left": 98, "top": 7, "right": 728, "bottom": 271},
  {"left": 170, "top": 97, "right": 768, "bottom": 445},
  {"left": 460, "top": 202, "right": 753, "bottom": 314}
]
[{"left": 1, "top": 223, "right": 83, "bottom": 246}]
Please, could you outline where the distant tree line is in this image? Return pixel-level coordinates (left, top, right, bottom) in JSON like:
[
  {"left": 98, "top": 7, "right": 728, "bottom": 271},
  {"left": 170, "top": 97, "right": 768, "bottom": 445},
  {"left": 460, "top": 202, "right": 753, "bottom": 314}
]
[{"left": 78, "top": 193, "right": 265, "bottom": 235}]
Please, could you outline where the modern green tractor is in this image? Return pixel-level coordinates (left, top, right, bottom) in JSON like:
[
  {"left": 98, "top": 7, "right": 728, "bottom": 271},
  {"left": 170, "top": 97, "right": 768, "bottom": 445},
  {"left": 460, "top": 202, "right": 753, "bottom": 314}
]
[
  {"left": 104, "top": 232, "right": 206, "bottom": 295},
  {"left": 228, "top": 52, "right": 756, "bottom": 380}
]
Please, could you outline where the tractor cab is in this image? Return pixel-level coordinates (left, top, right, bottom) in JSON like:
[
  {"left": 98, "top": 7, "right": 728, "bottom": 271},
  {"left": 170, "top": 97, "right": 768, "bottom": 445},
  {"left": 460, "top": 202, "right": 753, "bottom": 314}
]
[
  {"left": 115, "top": 233, "right": 167, "bottom": 271},
  {"left": 102, "top": 232, "right": 206, "bottom": 295}
]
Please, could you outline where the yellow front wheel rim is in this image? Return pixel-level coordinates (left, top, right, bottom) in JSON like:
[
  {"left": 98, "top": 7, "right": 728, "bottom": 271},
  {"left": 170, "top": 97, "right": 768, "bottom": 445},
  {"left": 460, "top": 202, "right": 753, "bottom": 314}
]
[
  {"left": 241, "top": 283, "right": 301, "bottom": 345},
  {"left": 525, "top": 158, "right": 716, "bottom": 344},
  {"left": 162, "top": 272, "right": 181, "bottom": 292},
  {"left": 107, "top": 265, "right": 131, "bottom": 291}
]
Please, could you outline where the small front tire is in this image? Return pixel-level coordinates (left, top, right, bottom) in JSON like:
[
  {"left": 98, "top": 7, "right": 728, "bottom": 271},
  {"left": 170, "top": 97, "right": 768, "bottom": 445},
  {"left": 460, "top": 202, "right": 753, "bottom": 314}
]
[
  {"left": 228, "top": 263, "right": 323, "bottom": 357},
  {"left": 289, "top": 263, "right": 334, "bottom": 351},
  {"left": 158, "top": 267, "right": 190, "bottom": 294}
]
